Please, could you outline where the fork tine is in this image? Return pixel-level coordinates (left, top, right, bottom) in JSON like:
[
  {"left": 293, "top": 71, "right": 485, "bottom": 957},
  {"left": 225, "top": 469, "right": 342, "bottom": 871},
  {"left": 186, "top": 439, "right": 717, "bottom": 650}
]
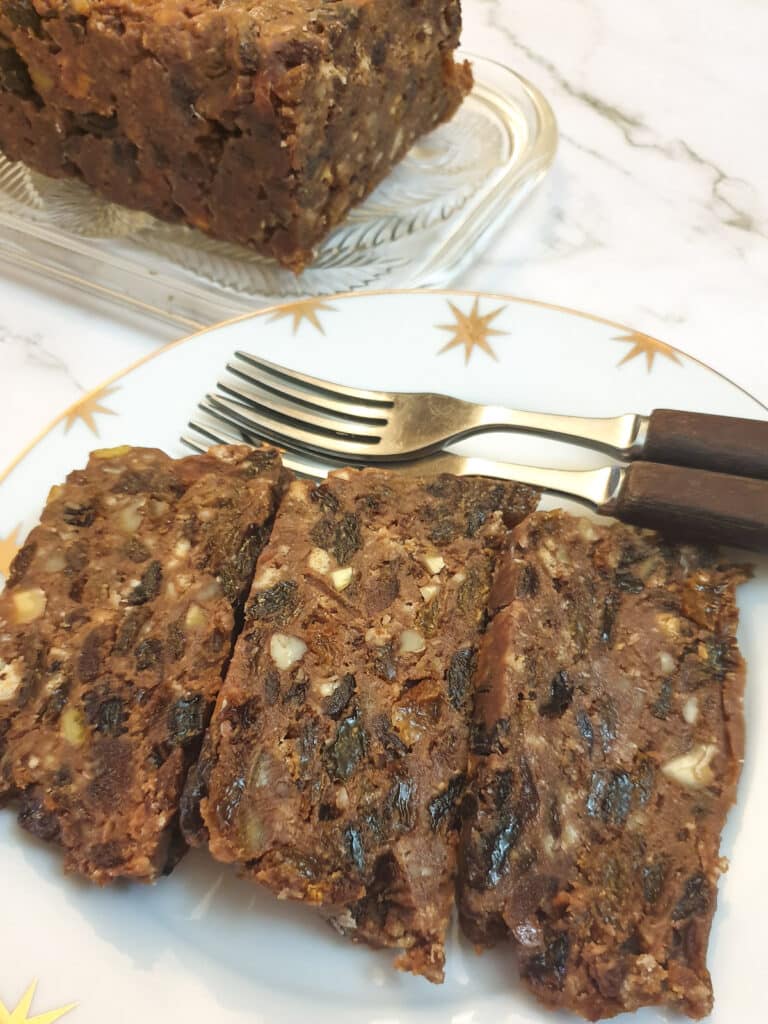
[
  {"left": 228, "top": 355, "right": 390, "bottom": 425},
  {"left": 197, "top": 398, "right": 298, "bottom": 454},
  {"left": 217, "top": 375, "right": 384, "bottom": 440},
  {"left": 184, "top": 416, "right": 327, "bottom": 480},
  {"left": 234, "top": 351, "right": 395, "bottom": 407},
  {"left": 205, "top": 392, "right": 383, "bottom": 460},
  {"left": 185, "top": 414, "right": 248, "bottom": 447},
  {"left": 197, "top": 399, "right": 354, "bottom": 470},
  {"left": 180, "top": 432, "right": 206, "bottom": 454}
]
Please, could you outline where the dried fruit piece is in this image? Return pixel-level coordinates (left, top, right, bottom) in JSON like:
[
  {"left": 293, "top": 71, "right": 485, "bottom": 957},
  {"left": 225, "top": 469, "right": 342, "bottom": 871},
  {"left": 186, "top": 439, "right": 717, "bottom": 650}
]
[
  {"left": 78, "top": 628, "right": 106, "bottom": 683},
  {"left": 586, "top": 770, "right": 633, "bottom": 826},
  {"left": 6, "top": 540, "right": 37, "bottom": 586},
  {"left": 168, "top": 695, "right": 206, "bottom": 747},
  {"left": 522, "top": 932, "right": 570, "bottom": 991},
  {"left": 642, "top": 860, "right": 667, "bottom": 904},
  {"left": 323, "top": 674, "right": 356, "bottom": 719},
  {"left": 126, "top": 560, "right": 162, "bottom": 605},
  {"left": 310, "top": 511, "right": 362, "bottom": 565},
  {"left": 344, "top": 825, "right": 366, "bottom": 872},
  {"left": 326, "top": 712, "right": 367, "bottom": 781},
  {"left": 538, "top": 671, "right": 573, "bottom": 718},
  {"left": 248, "top": 580, "right": 299, "bottom": 622},
  {"left": 427, "top": 773, "right": 466, "bottom": 831},
  {"left": 672, "top": 873, "right": 711, "bottom": 920},
  {"left": 114, "top": 608, "right": 151, "bottom": 655},
  {"left": 446, "top": 647, "right": 476, "bottom": 712},
  {"left": 651, "top": 678, "right": 673, "bottom": 720},
  {"left": 135, "top": 637, "right": 163, "bottom": 671},
  {"left": 85, "top": 693, "right": 126, "bottom": 737},
  {"left": 18, "top": 793, "right": 60, "bottom": 842}
]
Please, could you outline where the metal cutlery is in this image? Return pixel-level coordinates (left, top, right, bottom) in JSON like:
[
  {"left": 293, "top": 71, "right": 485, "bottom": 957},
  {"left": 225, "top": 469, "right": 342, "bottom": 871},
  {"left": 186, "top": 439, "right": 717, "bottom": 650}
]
[
  {"left": 211, "top": 352, "right": 768, "bottom": 478},
  {"left": 183, "top": 412, "right": 768, "bottom": 552}
]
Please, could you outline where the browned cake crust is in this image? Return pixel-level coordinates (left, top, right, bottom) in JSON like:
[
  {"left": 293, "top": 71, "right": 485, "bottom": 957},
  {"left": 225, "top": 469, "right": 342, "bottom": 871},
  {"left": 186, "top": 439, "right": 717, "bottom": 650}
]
[
  {"left": 458, "top": 511, "right": 748, "bottom": 1020},
  {"left": 0, "top": 444, "right": 285, "bottom": 882},
  {"left": 183, "top": 469, "right": 538, "bottom": 981},
  {"left": 0, "top": 0, "right": 472, "bottom": 270}
]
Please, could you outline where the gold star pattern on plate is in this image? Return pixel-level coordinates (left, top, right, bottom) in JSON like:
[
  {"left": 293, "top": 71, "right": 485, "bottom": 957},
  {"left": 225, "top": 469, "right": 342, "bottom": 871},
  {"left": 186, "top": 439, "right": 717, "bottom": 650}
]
[
  {"left": 613, "top": 331, "right": 683, "bottom": 373},
  {"left": 268, "top": 298, "right": 337, "bottom": 335},
  {"left": 63, "top": 385, "right": 119, "bottom": 437},
  {"left": 0, "top": 523, "right": 22, "bottom": 580},
  {"left": 0, "top": 981, "right": 75, "bottom": 1024},
  {"left": 436, "top": 298, "right": 507, "bottom": 364}
]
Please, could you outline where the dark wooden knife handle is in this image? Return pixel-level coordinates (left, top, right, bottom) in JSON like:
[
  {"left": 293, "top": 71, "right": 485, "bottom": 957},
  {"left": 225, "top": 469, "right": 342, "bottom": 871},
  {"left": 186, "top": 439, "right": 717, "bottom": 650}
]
[
  {"left": 644, "top": 408, "right": 768, "bottom": 479},
  {"left": 605, "top": 461, "right": 768, "bottom": 551}
]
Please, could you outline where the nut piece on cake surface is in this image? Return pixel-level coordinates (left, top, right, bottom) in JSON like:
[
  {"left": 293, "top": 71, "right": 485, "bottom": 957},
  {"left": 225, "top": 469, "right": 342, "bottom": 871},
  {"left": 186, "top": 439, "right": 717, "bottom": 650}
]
[
  {"left": 0, "top": 0, "right": 473, "bottom": 269},
  {"left": 0, "top": 444, "right": 286, "bottom": 883},
  {"left": 459, "top": 510, "right": 749, "bottom": 1021}
]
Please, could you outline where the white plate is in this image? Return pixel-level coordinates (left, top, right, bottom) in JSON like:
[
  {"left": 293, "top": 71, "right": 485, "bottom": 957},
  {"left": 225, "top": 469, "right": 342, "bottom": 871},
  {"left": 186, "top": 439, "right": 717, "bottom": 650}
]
[{"left": 0, "top": 291, "right": 765, "bottom": 1024}]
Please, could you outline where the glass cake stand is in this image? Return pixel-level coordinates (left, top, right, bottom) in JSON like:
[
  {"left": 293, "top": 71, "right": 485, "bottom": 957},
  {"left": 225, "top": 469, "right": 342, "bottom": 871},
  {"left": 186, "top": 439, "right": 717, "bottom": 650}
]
[{"left": 0, "top": 53, "right": 557, "bottom": 330}]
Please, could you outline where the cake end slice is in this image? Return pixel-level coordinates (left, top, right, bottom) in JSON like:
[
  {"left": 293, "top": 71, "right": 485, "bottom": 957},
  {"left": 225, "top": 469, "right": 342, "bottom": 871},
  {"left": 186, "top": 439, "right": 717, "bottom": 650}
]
[
  {"left": 0, "top": 444, "right": 286, "bottom": 882},
  {"left": 459, "top": 511, "right": 748, "bottom": 1020}
]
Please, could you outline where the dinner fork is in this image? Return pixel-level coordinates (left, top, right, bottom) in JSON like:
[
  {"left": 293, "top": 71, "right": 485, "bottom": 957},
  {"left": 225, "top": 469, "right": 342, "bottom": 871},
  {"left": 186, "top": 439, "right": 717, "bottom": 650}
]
[
  {"left": 210, "top": 352, "right": 768, "bottom": 478},
  {"left": 183, "top": 412, "right": 768, "bottom": 552}
]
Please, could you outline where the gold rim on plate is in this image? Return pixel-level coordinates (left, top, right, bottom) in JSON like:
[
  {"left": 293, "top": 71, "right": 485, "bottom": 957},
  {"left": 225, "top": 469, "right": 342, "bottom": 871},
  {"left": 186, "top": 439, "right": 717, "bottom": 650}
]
[{"left": 1, "top": 288, "right": 765, "bottom": 491}]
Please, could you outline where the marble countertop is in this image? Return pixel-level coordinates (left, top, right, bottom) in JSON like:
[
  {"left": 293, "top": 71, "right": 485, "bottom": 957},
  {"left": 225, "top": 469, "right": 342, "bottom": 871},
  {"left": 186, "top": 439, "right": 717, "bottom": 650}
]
[{"left": 1, "top": 0, "right": 766, "bottom": 473}]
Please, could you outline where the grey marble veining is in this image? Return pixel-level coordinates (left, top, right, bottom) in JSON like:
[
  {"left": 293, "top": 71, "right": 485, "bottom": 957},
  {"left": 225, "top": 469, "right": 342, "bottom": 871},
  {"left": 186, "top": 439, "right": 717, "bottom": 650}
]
[{"left": 458, "top": 0, "right": 767, "bottom": 374}]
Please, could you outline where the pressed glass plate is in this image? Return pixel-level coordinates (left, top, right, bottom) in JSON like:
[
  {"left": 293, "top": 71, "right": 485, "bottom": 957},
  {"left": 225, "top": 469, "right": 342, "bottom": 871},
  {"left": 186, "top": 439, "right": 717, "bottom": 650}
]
[{"left": 0, "top": 54, "right": 556, "bottom": 328}]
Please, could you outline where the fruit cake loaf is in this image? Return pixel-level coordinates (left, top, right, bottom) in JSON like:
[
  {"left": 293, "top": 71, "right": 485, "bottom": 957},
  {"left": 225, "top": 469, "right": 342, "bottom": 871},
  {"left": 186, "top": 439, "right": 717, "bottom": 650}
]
[
  {"left": 0, "top": 444, "right": 286, "bottom": 882},
  {"left": 182, "top": 468, "right": 539, "bottom": 981},
  {"left": 458, "top": 510, "right": 748, "bottom": 1020},
  {"left": 0, "top": 0, "right": 473, "bottom": 270}
]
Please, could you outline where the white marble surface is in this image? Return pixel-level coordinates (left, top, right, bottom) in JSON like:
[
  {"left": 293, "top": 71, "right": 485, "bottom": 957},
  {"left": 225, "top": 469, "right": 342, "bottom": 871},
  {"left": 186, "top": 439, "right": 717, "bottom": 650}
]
[{"left": 0, "top": 0, "right": 766, "bottom": 471}]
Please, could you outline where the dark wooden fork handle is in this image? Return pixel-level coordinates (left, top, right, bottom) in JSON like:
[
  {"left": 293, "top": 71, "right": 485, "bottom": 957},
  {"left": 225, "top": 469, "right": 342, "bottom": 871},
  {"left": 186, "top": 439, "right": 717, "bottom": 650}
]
[
  {"left": 603, "top": 461, "right": 768, "bottom": 551},
  {"left": 644, "top": 409, "right": 768, "bottom": 479}
]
